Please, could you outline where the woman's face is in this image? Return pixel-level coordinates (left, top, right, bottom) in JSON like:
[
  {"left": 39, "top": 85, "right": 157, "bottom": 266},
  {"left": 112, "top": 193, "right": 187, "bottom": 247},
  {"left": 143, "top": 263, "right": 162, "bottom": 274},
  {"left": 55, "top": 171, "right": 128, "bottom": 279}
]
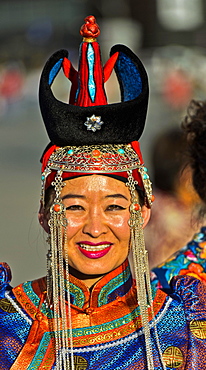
[
  {"left": 61, "top": 175, "right": 131, "bottom": 277},
  {"left": 40, "top": 175, "right": 150, "bottom": 286}
]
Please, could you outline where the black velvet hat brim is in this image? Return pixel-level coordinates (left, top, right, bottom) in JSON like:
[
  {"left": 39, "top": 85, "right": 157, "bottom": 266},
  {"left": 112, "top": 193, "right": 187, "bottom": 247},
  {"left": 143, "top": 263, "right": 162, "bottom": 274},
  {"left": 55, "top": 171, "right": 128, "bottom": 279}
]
[{"left": 39, "top": 45, "right": 149, "bottom": 146}]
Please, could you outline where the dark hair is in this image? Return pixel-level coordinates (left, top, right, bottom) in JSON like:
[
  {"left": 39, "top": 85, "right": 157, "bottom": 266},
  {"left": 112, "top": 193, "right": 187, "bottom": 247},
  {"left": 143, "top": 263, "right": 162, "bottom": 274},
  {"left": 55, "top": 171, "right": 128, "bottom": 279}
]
[
  {"left": 151, "top": 127, "right": 187, "bottom": 193},
  {"left": 44, "top": 186, "right": 56, "bottom": 214},
  {"left": 182, "top": 99, "right": 206, "bottom": 205}
]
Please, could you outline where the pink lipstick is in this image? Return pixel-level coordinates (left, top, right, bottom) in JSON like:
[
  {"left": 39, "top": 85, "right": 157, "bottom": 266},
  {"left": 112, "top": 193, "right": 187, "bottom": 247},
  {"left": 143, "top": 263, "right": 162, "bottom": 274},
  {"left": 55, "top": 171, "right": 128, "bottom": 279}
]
[{"left": 77, "top": 242, "right": 112, "bottom": 259}]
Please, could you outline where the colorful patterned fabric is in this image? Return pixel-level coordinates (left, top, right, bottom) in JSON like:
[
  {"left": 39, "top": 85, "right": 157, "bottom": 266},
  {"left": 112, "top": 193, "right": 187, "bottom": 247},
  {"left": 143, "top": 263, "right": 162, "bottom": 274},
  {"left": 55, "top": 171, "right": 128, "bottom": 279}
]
[
  {"left": 151, "top": 226, "right": 206, "bottom": 292},
  {"left": 0, "top": 259, "right": 206, "bottom": 369}
]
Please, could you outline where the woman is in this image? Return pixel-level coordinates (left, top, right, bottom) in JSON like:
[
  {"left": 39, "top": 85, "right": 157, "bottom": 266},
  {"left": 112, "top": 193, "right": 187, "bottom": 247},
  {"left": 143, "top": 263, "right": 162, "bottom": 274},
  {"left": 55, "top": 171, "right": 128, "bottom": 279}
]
[
  {"left": 0, "top": 16, "right": 206, "bottom": 370},
  {"left": 151, "top": 100, "right": 206, "bottom": 291}
]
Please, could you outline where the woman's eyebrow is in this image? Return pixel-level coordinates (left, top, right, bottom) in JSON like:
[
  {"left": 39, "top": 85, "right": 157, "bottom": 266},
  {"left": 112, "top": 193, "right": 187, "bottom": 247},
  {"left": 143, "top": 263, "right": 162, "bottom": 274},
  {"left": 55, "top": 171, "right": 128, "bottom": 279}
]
[
  {"left": 105, "top": 194, "right": 129, "bottom": 201},
  {"left": 61, "top": 194, "right": 85, "bottom": 201},
  {"left": 61, "top": 193, "right": 129, "bottom": 201}
]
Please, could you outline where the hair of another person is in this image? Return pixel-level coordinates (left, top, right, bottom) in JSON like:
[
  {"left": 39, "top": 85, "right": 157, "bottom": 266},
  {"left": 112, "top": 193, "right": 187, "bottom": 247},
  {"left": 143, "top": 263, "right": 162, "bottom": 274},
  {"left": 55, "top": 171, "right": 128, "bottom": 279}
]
[
  {"left": 151, "top": 127, "right": 187, "bottom": 193},
  {"left": 182, "top": 99, "right": 206, "bottom": 205}
]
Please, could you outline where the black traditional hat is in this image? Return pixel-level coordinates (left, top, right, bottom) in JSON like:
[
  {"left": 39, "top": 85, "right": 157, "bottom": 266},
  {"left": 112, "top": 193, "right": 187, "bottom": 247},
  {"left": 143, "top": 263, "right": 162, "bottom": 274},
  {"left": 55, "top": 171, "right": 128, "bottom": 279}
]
[{"left": 39, "top": 15, "right": 149, "bottom": 147}]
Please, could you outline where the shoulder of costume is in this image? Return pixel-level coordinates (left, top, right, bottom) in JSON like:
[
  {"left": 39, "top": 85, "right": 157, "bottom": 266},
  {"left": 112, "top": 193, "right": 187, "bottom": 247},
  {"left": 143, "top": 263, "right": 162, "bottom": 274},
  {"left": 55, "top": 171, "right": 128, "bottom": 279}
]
[
  {"left": 0, "top": 263, "right": 47, "bottom": 321},
  {"left": 0, "top": 263, "right": 32, "bottom": 343},
  {"left": 0, "top": 262, "right": 13, "bottom": 297},
  {"left": 170, "top": 275, "right": 206, "bottom": 320}
]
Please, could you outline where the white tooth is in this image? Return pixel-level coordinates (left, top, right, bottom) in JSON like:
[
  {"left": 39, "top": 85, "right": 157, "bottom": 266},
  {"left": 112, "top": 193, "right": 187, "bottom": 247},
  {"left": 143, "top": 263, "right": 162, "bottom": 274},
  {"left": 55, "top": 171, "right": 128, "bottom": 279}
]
[{"left": 79, "top": 243, "right": 110, "bottom": 251}]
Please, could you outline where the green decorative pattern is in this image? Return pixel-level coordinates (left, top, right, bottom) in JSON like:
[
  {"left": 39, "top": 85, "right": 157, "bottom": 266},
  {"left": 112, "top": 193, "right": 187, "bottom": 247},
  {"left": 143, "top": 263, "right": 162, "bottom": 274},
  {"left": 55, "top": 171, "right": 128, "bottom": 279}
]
[
  {"left": 98, "top": 264, "right": 131, "bottom": 306},
  {"left": 68, "top": 282, "right": 85, "bottom": 308}
]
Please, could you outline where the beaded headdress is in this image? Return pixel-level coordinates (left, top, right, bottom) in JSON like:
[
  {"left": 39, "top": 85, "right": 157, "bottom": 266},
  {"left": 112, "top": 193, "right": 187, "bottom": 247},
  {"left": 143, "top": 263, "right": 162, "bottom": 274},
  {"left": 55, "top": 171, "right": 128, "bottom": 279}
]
[{"left": 39, "top": 15, "right": 164, "bottom": 370}]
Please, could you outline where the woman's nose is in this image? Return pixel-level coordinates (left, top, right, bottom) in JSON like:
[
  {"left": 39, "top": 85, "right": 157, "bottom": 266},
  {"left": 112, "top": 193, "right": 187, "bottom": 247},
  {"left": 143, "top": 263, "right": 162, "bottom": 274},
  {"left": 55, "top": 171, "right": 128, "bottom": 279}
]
[{"left": 82, "top": 208, "right": 107, "bottom": 237}]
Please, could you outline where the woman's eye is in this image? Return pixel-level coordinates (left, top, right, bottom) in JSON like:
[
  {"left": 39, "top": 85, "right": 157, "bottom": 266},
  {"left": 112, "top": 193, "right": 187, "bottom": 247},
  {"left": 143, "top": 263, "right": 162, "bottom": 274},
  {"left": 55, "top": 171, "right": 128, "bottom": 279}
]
[
  {"left": 106, "top": 205, "right": 126, "bottom": 211},
  {"left": 66, "top": 205, "right": 84, "bottom": 211}
]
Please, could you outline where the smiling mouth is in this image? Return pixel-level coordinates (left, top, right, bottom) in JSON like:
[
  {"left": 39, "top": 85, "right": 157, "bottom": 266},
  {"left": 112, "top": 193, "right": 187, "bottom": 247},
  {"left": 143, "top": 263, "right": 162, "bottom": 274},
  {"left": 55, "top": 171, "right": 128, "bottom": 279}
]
[{"left": 78, "top": 243, "right": 112, "bottom": 251}]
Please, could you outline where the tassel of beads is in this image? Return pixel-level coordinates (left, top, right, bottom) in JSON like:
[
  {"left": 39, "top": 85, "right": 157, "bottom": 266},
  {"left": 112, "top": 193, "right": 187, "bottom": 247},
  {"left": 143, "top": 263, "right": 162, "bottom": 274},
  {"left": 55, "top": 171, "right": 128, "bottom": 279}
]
[
  {"left": 47, "top": 171, "right": 75, "bottom": 370},
  {"left": 126, "top": 170, "right": 166, "bottom": 370}
]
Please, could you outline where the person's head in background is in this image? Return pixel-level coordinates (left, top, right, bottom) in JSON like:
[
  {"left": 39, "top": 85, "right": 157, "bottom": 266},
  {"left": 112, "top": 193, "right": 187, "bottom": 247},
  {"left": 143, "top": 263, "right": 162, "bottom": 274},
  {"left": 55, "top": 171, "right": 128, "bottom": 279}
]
[
  {"left": 145, "top": 125, "right": 201, "bottom": 268},
  {"left": 152, "top": 126, "right": 198, "bottom": 205},
  {"left": 182, "top": 99, "right": 206, "bottom": 217}
]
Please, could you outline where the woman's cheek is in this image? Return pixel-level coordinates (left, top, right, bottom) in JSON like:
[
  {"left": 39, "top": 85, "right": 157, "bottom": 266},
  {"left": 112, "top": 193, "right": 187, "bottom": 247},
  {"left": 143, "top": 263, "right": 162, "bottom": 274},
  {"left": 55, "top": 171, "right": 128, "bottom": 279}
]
[
  {"left": 65, "top": 211, "right": 85, "bottom": 225},
  {"left": 107, "top": 219, "right": 130, "bottom": 240},
  {"left": 108, "top": 213, "right": 130, "bottom": 228}
]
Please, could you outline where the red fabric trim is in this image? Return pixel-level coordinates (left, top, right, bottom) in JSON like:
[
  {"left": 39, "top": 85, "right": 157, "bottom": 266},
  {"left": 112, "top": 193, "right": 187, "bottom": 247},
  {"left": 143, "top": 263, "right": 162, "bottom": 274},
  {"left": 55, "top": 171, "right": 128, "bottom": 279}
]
[
  {"left": 44, "top": 170, "right": 143, "bottom": 191},
  {"left": 104, "top": 52, "right": 119, "bottom": 82},
  {"left": 92, "top": 42, "right": 108, "bottom": 105},
  {"left": 62, "top": 58, "right": 71, "bottom": 79},
  {"left": 41, "top": 144, "right": 58, "bottom": 173},
  {"left": 131, "top": 141, "right": 143, "bottom": 164}
]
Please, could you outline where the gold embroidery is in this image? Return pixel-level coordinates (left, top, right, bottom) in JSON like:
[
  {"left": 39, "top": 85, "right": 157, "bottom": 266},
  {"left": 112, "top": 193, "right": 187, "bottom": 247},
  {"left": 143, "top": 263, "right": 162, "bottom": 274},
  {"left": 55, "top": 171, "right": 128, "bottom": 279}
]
[
  {"left": 14, "top": 287, "right": 37, "bottom": 318},
  {"left": 73, "top": 324, "right": 140, "bottom": 347},
  {"left": 162, "top": 346, "right": 184, "bottom": 368},
  {"left": 190, "top": 320, "right": 206, "bottom": 339},
  {"left": 0, "top": 298, "right": 17, "bottom": 313},
  {"left": 73, "top": 356, "right": 88, "bottom": 370}
]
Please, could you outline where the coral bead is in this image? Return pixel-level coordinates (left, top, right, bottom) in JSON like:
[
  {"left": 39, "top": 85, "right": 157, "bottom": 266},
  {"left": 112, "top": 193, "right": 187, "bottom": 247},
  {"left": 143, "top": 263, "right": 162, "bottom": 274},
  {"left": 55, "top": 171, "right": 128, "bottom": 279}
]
[
  {"left": 134, "top": 203, "right": 140, "bottom": 211},
  {"left": 53, "top": 204, "right": 61, "bottom": 212},
  {"left": 151, "top": 195, "right": 155, "bottom": 202},
  {"left": 92, "top": 149, "right": 101, "bottom": 157}
]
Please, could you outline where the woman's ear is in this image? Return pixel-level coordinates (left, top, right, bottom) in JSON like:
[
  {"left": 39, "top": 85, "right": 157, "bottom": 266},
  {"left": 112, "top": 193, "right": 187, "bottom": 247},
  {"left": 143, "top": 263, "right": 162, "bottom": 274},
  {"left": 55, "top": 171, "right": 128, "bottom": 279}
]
[
  {"left": 38, "top": 201, "right": 50, "bottom": 234},
  {"left": 141, "top": 205, "right": 151, "bottom": 229}
]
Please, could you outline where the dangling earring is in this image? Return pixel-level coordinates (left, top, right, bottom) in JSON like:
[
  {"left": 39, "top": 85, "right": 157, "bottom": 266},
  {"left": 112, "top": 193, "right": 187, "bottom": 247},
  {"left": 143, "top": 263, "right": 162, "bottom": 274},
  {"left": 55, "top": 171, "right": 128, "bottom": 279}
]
[
  {"left": 126, "top": 170, "right": 166, "bottom": 370},
  {"left": 46, "top": 235, "right": 52, "bottom": 306},
  {"left": 46, "top": 171, "right": 75, "bottom": 370}
]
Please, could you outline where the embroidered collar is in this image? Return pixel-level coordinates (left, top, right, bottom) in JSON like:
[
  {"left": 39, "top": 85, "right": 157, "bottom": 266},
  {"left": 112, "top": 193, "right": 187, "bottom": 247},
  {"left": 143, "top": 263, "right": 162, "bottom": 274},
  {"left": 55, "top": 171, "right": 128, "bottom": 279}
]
[
  {"left": 68, "top": 258, "right": 134, "bottom": 309},
  {"left": 13, "top": 259, "right": 134, "bottom": 315},
  {"left": 12, "top": 259, "right": 135, "bottom": 322}
]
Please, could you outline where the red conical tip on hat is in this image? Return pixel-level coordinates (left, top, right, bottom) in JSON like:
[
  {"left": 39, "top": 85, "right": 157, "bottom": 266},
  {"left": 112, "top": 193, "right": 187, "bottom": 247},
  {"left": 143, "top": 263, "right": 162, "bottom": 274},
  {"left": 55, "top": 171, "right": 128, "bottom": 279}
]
[
  {"left": 74, "top": 15, "right": 107, "bottom": 106},
  {"left": 80, "top": 15, "right": 100, "bottom": 40}
]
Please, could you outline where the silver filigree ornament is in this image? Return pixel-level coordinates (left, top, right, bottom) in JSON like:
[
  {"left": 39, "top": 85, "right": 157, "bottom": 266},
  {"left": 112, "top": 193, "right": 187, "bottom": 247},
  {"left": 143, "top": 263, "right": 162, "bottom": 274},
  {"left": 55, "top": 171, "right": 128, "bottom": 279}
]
[
  {"left": 84, "top": 114, "right": 104, "bottom": 132},
  {"left": 41, "top": 144, "right": 154, "bottom": 209}
]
